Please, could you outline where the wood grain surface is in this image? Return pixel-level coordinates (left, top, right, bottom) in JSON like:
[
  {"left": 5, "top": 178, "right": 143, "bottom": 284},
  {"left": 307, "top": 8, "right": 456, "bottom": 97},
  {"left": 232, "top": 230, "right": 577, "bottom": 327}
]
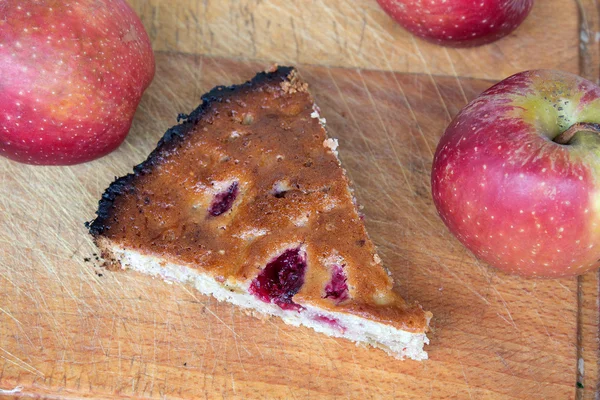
[
  {"left": 127, "top": 0, "right": 579, "bottom": 80},
  {"left": 1, "top": 0, "right": 599, "bottom": 399},
  {"left": 0, "top": 53, "right": 585, "bottom": 399}
]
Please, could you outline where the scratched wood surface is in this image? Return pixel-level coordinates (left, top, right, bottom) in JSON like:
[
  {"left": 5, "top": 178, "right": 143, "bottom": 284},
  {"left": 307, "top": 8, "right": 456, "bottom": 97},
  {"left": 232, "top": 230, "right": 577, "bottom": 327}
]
[
  {"left": 1, "top": 0, "right": 599, "bottom": 399},
  {"left": 127, "top": 0, "right": 579, "bottom": 81},
  {"left": 0, "top": 53, "right": 586, "bottom": 399}
]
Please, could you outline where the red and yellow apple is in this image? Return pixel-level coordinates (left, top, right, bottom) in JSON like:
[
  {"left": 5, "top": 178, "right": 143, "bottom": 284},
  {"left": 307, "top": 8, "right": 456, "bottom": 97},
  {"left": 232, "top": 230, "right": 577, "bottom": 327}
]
[
  {"left": 432, "top": 70, "right": 600, "bottom": 277},
  {"left": 376, "top": 0, "right": 534, "bottom": 47},
  {"left": 0, "top": 0, "right": 154, "bottom": 165}
]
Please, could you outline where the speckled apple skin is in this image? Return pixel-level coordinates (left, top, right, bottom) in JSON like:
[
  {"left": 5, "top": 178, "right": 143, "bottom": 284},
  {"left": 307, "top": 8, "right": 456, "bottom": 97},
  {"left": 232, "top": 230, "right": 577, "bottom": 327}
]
[
  {"left": 432, "top": 70, "right": 600, "bottom": 277},
  {"left": 0, "top": 0, "right": 155, "bottom": 165},
  {"left": 376, "top": 0, "right": 533, "bottom": 48}
]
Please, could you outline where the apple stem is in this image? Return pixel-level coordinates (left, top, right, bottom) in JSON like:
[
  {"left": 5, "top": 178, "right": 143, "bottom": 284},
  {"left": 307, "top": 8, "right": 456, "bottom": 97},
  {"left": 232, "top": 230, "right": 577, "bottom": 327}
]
[{"left": 553, "top": 122, "right": 600, "bottom": 145}]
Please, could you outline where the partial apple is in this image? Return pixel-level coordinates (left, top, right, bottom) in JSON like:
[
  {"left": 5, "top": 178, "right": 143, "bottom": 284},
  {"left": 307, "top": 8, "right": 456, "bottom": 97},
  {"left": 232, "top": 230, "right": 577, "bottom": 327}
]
[
  {"left": 376, "top": 0, "right": 534, "bottom": 47},
  {"left": 431, "top": 70, "right": 600, "bottom": 278},
  {"left": 0, "top": 0, "right": 155, "bottom": 165}
]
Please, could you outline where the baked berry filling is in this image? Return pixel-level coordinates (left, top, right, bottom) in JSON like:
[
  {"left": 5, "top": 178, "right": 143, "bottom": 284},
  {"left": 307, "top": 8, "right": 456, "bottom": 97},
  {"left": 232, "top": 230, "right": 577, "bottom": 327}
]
[
  {"left": 324, "top": 264, "right": 349, "bottom": 303},
  {"left": 249, "top": 248, "right": 306, "bottom": 311},
  {"left": 208, "top": 182, "right": 239, "bottom": 216},
  {"left": 312, "top": 314, "right": 346, "bottom": 333}
]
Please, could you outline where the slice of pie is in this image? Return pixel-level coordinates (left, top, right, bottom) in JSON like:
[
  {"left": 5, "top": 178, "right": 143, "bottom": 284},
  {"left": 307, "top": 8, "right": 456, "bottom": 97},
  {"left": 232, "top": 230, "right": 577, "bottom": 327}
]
[{"left": 87, "top": 66, "right": 432, "bottom": 360}]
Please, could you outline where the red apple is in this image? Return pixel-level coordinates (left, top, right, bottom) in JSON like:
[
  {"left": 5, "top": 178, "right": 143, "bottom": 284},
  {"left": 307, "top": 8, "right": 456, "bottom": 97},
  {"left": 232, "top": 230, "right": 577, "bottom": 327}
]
[
  {"left": 431, "top": 70, "right": 600, "bottom": 277},
  {"left": 376, "top": 0, "right": 534, "bottom": 47},
  {"left": 0, "top": 0, "right": 154, "bottom": 165}
]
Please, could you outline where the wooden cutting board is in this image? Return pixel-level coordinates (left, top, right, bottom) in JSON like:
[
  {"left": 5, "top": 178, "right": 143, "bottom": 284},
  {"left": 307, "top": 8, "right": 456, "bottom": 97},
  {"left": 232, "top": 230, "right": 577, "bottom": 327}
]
[{"left": 1, "top": 1, "right": 599, "bottom": 399}]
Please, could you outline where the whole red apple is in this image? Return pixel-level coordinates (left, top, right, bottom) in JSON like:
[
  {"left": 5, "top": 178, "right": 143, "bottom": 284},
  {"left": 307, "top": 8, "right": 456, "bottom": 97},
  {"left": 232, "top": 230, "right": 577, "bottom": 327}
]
[
  {"left": 376, "top": 0, "right": 534, "bottom": 47},
  {"left": 0, "top": 0, "right": 154, "bottom": 165},
  {"left": 431, "top": 70, "right": 600, "bottom": 277}
]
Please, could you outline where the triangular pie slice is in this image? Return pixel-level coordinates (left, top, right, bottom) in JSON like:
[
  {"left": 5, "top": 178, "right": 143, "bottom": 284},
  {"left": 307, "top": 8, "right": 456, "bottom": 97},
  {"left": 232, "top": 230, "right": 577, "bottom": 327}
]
[{"left": 88, "top": 66, "right": 431, "bottom": 360}]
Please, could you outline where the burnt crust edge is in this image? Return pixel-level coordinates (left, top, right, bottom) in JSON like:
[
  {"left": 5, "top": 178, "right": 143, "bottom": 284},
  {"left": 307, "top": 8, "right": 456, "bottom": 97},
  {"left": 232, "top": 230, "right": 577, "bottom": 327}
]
[{"left": 86, "top": 65, "right": 295, "bottom": 237}]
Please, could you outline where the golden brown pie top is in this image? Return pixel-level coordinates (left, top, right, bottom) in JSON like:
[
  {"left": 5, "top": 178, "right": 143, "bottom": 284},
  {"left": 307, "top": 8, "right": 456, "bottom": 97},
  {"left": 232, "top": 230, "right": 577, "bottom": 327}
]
[{"left": 89, "top": 67, "right": 429, "bottom": 333}]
